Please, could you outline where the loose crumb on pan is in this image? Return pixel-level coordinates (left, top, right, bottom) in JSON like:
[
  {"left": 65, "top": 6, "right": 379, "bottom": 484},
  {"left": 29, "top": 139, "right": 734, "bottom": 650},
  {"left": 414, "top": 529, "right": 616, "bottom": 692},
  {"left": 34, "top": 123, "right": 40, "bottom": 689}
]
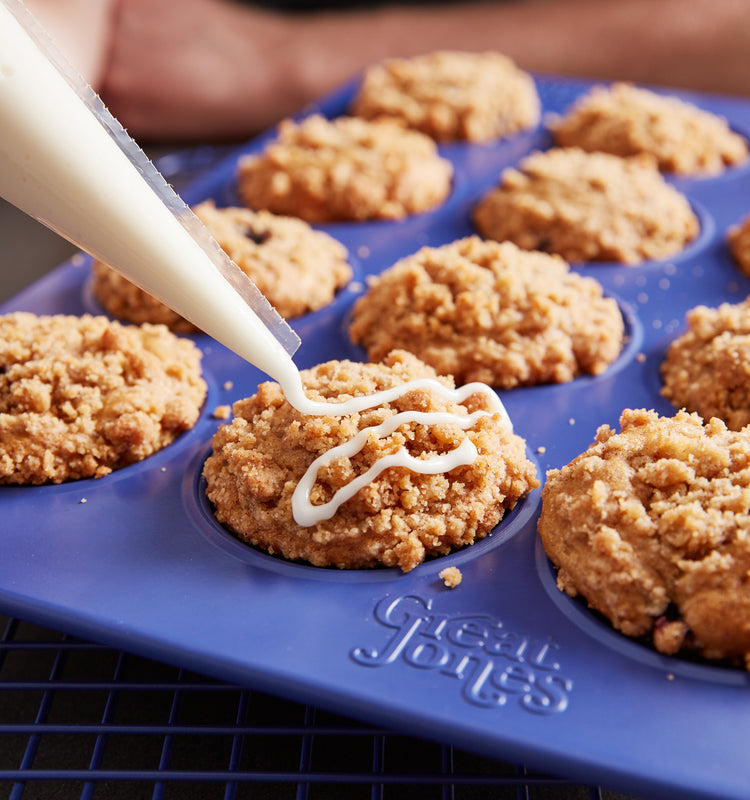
[
  {"left": 212, "top": 405, "right": 232, "bottom": 420},
  {"left": 439, "top": 566, "right": 463, "bottom": 588}
]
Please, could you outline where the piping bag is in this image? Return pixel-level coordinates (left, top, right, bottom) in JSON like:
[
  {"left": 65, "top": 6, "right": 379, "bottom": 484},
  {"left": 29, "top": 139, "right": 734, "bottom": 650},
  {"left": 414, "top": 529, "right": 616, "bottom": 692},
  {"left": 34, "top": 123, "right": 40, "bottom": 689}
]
[{"left": 0, "top": 0, "right": 318, "bottom": 412}]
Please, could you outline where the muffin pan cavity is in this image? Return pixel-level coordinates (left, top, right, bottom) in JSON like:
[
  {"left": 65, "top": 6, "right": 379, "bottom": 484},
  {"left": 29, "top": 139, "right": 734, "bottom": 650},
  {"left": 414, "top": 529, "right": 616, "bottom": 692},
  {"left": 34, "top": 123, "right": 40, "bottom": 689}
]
[
  {"left": 534, "top": 537, "right": 750, "bottom": 687},
  {"left": 186, "top": 444, "right": 541, "bottom": 582}
]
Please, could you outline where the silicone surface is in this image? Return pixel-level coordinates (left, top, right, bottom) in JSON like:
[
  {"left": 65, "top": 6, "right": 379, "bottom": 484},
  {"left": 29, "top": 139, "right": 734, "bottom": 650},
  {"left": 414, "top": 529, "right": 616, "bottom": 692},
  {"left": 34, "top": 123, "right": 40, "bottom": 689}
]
[{"left": 2, "top": 76, "right": 750, "bottom": 800}]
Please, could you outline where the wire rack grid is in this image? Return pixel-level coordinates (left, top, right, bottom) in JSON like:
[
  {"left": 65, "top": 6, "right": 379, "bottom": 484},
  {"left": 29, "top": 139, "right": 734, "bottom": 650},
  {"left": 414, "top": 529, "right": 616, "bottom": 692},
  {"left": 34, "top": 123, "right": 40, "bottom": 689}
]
[{"left": 0, "top": 613, "right": 644, "bottom": 800}]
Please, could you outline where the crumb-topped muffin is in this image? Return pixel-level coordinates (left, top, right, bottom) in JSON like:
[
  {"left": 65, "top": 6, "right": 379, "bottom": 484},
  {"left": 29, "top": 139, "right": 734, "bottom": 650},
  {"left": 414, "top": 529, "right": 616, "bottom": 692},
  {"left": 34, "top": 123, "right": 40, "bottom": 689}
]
[
  {"left": 349, "top": 237, "right": 623, "bottom": 387},
  {"left": 549, "top": 83, "right": 748, "bottom": 175},
  {"left": 236, "top": 114, "right": 453, "bottom": 222},
  {"left": 539, "top": 408, "right": 750, "bottom": 667},
  {"left": 92, "top": 201, "right": 352, "bottom": 327},
  {"left": 351, "top": 50, "right": 540, "bottom": 142},
  {"left": 727, "top": 213, "right": 750, "bottom": 277},
  {"left": 0, "top": 313, "right": 206, "bottom": 484},
  {"left": 473, "top": 147, "right": 699, "bottom": 264},
  {"left": 661, "top": 298, "right": 750, "bottom": 430},
  {"left": 204, "top": 350, "right": 538, "bottom": 572}
]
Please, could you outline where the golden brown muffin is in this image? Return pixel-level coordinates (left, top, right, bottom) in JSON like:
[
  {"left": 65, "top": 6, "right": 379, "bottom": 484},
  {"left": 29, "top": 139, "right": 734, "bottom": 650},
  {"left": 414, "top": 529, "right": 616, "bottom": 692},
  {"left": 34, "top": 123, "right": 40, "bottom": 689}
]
[
  {"left": 351, "top": 50, "right": 540, "bottom": 142},
  {"left": 539, "top": 408, "right": 750, "bottom": 668},
  {"left": 550, "top": 83, "right": 748, "bottom": 175},
  {"left": 727, "top": 213, "right": 750, "bottom": 277},
  {"left": 92, "top": 201, "right": 352, "bottom": 327},
  {"left": 661, "top": 298, "right": 750, "bottom": 430},
  {"left": 204, "top": 350, "right": 538, "bottom": 572},
  {"left": 349, "top": 237, "right": 623, "bottom": 387},
  {"left": 473, "top": 147, "right": 699, "bottom": 264},
  {"left": 237, "top": 114, "right": 453, "bottom": 222},
  {"left": 0, "top": 313, "right": 206, "bottom": 484}
]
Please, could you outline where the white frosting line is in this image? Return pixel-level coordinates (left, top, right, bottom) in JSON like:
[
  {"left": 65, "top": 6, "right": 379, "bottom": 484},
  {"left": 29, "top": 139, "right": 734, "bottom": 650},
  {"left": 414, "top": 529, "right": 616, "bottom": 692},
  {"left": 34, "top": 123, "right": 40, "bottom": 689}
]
[
  {"left": 285, "top": 376, "right": 511, "bottom": 425},
  {"left": 291, "top": 380, "right": 509, "bottom": 527}
]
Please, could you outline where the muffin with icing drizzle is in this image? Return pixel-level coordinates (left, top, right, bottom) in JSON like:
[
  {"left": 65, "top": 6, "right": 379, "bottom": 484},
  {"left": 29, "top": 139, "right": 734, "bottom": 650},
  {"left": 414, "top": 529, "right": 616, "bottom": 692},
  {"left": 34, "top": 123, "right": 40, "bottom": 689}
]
[
  {"left": 349, "top": 237, "right": 624, "bottom": 387},
  {"left": 91, "top": 200, "right": 352, "bottom": 327},
  {"left": 203, "top": 350, "right": 538, "bottom": 572}
]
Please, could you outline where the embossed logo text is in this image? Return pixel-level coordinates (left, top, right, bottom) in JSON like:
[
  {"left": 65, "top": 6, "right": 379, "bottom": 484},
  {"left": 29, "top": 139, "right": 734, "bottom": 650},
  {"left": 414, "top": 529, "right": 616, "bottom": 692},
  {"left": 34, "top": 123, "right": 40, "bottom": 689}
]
[{"left": 352, "top": 594, "right": 572, "bottom": 714}]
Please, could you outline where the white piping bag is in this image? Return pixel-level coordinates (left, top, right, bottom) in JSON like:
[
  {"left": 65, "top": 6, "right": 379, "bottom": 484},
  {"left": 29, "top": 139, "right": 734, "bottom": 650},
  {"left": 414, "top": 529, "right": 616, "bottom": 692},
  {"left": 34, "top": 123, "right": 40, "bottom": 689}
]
[{"left": 0, "top": 0, "right": 314, "bottom": 406}]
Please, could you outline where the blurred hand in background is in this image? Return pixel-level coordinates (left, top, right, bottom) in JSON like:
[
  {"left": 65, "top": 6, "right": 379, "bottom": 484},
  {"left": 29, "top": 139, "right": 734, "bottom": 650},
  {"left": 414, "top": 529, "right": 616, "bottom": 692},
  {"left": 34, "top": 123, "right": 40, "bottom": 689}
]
[{"left": 26, "top": 0, "right": 750, "bottom": 144}]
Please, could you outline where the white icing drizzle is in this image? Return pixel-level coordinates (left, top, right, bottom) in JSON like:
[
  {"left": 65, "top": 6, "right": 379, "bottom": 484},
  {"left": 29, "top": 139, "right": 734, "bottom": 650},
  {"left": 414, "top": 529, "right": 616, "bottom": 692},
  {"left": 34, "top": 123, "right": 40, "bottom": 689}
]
[
  {"left": 291, "top": 379, "right": 511, "bottom": 527},
  {"left": 283, "top": 374, "right": 511, "bottom": 424}
]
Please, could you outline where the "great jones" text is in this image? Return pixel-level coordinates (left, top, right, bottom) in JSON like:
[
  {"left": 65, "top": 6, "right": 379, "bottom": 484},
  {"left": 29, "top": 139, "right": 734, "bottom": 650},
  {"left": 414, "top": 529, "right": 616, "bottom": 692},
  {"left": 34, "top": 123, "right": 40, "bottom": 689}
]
[{"left": 351, "top": 594, "right": 572, "bottom": 715}]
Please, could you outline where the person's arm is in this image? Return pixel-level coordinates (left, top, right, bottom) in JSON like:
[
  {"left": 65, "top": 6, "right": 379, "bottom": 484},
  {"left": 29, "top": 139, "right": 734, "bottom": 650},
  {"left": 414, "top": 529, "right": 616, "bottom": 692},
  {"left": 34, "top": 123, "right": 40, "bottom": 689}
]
[
  {"left": 299, "top": 0, "right": 750, "bottom": 102},
  {"left": 91, "top": 0, "right": 750, "bottom": 142}
]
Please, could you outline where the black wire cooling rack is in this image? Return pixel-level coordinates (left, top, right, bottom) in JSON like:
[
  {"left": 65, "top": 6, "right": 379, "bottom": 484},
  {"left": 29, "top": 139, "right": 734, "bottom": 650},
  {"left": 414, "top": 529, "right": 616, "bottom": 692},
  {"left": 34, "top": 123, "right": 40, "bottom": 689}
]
[{"left": 0, "top": 613, "right": 644, "bottom": 800}]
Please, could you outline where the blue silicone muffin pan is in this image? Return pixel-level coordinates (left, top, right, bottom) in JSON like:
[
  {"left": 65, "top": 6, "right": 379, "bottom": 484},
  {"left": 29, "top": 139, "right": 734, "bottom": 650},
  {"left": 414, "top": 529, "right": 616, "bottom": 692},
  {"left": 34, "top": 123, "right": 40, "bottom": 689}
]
[{"left": 3, "top": 74, "right": 750, "bottom": 800}]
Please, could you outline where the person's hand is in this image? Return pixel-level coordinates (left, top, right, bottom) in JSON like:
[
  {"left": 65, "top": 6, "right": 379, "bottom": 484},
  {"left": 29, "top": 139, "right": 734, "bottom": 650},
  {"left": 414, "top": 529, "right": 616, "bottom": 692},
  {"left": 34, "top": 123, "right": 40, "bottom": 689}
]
[
  {"left": 99, "top": 0, "right": 314, "bottom": 142},
  {"left": 26, "top": 0, "right": 115, "bottom": 86}
]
